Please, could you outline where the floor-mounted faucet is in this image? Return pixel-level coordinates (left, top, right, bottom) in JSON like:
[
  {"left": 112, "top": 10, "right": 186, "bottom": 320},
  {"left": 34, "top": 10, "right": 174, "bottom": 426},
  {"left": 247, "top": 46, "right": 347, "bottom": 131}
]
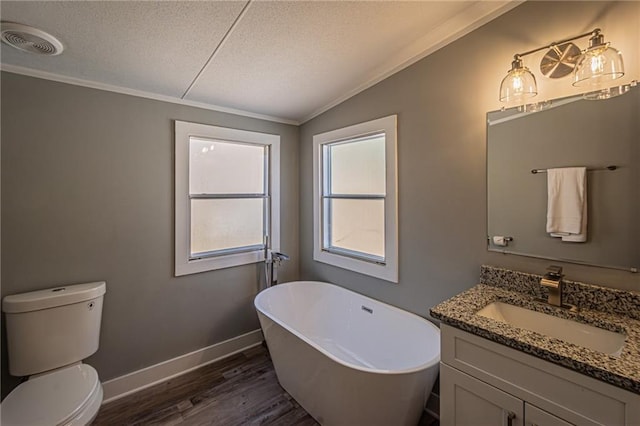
[
  {"left": 270, "top": 252, "right": 290, "bottom": 286},
  {"left": 263, "top": 236, "right": 289, "bottom": 288}
]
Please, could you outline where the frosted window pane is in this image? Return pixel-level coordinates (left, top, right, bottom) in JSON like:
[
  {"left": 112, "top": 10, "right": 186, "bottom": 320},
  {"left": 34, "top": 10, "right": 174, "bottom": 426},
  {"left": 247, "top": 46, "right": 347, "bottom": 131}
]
[
  {"left": 190, "top": 138, "right": 264, "bottom": 194},
  {"left": 191, "top": 199, "right": 263, "bottom": 255},
  {"left": 330, "top": 135, "right": 385, "bottom": 195},
  {"left": 328, "top": 199, "right": 384, "bottom": 258}
]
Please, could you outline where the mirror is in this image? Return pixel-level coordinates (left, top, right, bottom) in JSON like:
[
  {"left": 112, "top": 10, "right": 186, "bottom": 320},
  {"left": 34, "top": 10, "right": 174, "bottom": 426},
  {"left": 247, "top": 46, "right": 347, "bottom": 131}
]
[{"left": 487, "top": 84, "right": 639, "bottom": 272}]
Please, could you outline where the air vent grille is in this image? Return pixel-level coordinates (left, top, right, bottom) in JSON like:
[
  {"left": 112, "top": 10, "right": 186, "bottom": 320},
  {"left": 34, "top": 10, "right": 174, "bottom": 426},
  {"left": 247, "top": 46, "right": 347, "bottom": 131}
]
[{"left": 1, "top": 23, "right": 63, "bottom": 56}]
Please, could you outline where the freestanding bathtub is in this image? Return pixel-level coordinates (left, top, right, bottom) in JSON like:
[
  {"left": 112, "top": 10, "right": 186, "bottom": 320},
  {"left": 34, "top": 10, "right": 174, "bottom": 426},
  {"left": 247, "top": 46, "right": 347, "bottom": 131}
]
[{"left": 254, "top": 281, "right": 440, "bottom": 426}]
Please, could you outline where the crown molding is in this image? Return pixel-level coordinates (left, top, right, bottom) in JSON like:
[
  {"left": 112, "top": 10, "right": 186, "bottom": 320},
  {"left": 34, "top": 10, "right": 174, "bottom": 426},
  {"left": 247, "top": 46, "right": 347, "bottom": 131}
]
[
  {"left": 1, "top": 1, "right": 522, "bottom": 126},
  {"left": 0, "top": 64, "right": 300, "bottom": 126}
]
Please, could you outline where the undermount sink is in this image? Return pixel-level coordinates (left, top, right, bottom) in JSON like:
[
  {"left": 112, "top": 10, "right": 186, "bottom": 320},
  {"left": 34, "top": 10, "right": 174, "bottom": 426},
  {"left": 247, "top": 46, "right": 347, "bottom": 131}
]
[{"left": 477, "top": 302, "right": 626, "bottom": 357}]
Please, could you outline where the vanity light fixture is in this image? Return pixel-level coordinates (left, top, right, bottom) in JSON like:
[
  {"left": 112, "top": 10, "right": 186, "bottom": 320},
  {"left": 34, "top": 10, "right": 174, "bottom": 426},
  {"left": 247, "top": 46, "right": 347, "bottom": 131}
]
[{"left": 499, "top": 28, "right": 625, "bottom": 103}]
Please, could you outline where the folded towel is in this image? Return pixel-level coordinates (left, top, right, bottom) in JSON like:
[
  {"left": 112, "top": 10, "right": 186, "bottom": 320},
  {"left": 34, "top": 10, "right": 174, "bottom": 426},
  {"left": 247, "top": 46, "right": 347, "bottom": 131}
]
[{"left": 546, "top": 167, "right": 587, "bottom": 242}]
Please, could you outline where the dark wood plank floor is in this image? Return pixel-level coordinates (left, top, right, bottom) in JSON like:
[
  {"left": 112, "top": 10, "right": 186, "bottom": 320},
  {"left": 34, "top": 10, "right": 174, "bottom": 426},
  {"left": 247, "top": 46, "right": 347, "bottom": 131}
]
[
  {"left": 95, "top": 344, "right": 439, "bottom": 426},
  {"left": 94, "top": 345, "right": 317, "bottom": 425}
]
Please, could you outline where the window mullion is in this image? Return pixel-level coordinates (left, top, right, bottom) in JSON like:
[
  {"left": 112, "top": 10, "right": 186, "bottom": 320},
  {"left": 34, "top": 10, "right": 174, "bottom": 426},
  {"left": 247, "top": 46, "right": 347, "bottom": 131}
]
[
  {"left": 324, "top": 194, "right": 385, "bottom": 200},
  {"left": 189, "top": 193, "right": 267, "bottom": 199}
]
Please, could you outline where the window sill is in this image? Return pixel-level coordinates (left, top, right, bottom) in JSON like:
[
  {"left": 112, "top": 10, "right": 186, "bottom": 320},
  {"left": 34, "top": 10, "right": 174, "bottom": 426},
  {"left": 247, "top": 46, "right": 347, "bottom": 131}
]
[
  {"left": 176, "top": 250, "right": 264, "bottom": 276},
  {"left": 313, "top": 248, "right": 398, "bottom": 283}
]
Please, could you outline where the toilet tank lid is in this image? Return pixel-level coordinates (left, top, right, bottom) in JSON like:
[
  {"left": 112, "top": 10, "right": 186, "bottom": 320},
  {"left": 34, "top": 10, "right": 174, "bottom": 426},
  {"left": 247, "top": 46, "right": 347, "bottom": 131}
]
[{"left": 2, "top": 281, "right": 106, "bottom": 313}]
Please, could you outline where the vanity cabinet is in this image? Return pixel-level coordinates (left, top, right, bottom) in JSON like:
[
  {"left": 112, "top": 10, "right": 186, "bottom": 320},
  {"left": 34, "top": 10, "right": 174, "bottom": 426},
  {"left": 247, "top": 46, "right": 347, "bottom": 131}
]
[
  {"left": 440, "top": 324, "right": 640, "bottom": 426},
  {"left": 442, "top": 365, "right": 571, "bottom": 426},
  {"left": 441, "top": 364, "right": 523, "bottom": 425}
]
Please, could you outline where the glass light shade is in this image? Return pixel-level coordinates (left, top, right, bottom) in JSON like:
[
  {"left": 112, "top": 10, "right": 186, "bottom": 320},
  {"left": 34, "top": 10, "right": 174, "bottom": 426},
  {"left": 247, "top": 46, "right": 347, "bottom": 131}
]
[
  {"left": 499, "top": 65, "right": 538, "bottom": 103},
  {"left": 573, "top": 43, "right": 624, "bottom": 87}
]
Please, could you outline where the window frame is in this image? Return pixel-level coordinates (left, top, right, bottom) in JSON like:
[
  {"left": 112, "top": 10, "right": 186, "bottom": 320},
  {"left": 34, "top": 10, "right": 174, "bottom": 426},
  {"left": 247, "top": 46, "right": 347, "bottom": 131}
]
[
  {"left": 175, "top": 120, "right": 280, "bottom": 276},
  {"left": 312, "top": 115, "right": 398, "bottom": 283}
]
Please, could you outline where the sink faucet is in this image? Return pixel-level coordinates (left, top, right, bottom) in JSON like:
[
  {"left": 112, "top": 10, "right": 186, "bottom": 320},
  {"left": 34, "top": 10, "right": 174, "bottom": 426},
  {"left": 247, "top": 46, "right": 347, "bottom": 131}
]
[{"left": 540, "top": 265, "right": 563, "bottom": 307}]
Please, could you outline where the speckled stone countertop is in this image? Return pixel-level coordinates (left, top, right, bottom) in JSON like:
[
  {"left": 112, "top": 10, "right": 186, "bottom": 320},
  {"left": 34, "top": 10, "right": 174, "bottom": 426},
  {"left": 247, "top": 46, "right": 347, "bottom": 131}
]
[{"left": 430, "top": 265, "right": 640, "bottom": 394}]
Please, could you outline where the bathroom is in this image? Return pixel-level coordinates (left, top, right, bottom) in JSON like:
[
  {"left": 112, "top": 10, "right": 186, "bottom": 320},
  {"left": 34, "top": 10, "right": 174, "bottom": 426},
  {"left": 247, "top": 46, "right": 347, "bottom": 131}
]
[{"left": 1, "top": 1, "right": 638, "bottom": 425}]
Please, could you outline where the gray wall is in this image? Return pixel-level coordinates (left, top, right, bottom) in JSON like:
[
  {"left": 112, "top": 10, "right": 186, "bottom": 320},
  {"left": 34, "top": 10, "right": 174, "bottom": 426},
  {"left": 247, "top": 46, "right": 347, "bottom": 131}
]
[
  {"left": 299, "top": 1, "right": 640, "bottom": 318},
  {"left": 0, "top": 72, "right": 299, "bottom": 397}
]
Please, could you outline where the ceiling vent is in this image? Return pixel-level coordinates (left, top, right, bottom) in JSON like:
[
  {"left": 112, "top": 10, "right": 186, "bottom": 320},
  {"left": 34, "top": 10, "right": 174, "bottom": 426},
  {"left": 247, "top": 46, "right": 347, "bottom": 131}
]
[{"left": 1, "top": 22, "right": 64, "bottom": 56}]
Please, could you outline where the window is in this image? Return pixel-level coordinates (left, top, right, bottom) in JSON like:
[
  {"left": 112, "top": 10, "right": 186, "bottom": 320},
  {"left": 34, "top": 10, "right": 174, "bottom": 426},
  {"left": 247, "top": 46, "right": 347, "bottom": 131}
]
[
  {"left": 313, "top": 115, "right": 398, "bottom": 282},
  {"left": 175, "top": 121, "right": 280, "bottom": 276}
]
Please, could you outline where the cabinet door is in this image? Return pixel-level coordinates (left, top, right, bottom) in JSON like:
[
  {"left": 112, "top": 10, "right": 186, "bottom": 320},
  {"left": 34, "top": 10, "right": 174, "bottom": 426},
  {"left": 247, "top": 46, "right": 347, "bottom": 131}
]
[
  {"left": 525, "top": 403, "right": 573, "bottom": 426},
  {"left": 441, "top": 363, "right": 524, "bottom": 426}
]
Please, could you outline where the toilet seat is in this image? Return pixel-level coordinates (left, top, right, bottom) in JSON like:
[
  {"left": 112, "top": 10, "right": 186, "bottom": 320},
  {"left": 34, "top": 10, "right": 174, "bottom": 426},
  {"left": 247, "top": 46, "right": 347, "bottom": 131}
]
[{"left": 2, "top": 364, "right": 102, "bottom": 426}]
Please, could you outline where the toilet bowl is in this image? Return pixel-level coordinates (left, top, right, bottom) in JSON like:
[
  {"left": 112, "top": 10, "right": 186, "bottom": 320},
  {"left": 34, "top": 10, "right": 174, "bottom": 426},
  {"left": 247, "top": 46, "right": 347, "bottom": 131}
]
[{"left": 2, "top": 364, "right": 103, "bottom": 426}]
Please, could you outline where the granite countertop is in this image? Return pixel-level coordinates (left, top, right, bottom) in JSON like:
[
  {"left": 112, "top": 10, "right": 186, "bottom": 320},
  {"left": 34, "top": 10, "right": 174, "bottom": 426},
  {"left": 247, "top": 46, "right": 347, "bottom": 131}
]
[{"left": 430, "top": 266, "right": 640, "bottom": 394}]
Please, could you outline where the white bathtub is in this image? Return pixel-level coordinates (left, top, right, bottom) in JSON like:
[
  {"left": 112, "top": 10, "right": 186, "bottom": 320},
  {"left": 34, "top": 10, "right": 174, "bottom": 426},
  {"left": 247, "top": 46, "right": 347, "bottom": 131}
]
[{"left": 254, "top": 281, "right": 440, "bottom": 426}]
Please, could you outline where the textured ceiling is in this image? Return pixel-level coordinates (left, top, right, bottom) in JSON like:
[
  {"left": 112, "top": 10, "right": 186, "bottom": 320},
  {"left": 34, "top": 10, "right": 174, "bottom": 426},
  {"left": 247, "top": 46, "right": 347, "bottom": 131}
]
[{"left": 0, "top": 1, "right": 519, "bottom": 123}]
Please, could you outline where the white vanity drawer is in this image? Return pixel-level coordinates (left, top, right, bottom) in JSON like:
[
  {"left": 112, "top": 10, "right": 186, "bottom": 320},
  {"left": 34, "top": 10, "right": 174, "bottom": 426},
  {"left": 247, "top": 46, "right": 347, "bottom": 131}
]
[{"left": 441, "top": 324, "right": 640, "bottom": 426}]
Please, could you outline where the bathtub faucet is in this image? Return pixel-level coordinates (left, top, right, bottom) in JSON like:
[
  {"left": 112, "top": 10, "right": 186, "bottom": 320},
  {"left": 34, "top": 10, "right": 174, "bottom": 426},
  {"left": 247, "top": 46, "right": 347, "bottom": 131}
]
[
  {"left": 263, "top": 236, "right": 290, "bottom": 288},
  {"left": 269, "top": 252, "right": 290, "bottom": 287},
  {"left": 272, "top": 252, "right": 290, "bottom": 263}
]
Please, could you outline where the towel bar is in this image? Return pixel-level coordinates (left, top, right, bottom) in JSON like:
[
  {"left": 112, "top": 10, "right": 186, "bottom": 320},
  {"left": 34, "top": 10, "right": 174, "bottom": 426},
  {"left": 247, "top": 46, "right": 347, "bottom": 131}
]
[{"left": 531, "top": 165, "right": 617, "bottom": 174}]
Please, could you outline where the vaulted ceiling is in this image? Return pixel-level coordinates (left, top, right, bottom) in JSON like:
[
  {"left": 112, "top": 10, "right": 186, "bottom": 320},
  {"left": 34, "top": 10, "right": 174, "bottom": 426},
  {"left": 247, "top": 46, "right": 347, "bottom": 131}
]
[{"left": 1, "top": 1, "right": 519, "bottom": 124}]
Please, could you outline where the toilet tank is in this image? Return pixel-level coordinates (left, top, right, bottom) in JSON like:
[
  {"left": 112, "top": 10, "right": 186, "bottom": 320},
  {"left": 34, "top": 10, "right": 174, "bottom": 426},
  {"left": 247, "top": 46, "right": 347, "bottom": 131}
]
[{"left": 2, "top": 282, "right": 106, "bottom": 377}]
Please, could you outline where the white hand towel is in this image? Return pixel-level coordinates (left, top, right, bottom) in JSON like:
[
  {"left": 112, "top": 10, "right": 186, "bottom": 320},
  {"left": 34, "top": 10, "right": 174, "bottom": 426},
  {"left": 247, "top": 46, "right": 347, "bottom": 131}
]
[{"left": 546, "top": 167, "right": 587, "bottom": 242}]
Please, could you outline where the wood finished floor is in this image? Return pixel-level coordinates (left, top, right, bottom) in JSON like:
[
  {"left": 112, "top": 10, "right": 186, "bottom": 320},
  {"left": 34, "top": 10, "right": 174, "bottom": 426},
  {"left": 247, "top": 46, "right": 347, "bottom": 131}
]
[
  {"left": 94, "top": 344, "right": 439, "bottom": 426},
  {"left": 94, "top": 345, "right": 317, "bottom": 425}
]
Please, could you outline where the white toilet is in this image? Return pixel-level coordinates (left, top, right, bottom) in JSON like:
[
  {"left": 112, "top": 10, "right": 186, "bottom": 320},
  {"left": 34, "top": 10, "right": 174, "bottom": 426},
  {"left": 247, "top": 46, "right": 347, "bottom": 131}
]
[{"left": 2, "top": 281, "right": 106, "bottom": 426}]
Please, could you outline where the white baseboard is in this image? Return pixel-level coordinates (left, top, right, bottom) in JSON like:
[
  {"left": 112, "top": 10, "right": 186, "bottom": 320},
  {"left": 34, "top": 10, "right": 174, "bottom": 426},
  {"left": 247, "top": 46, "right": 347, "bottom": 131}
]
[{"left": 101, "top": 329, "right": 264, "bottom": 404}]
